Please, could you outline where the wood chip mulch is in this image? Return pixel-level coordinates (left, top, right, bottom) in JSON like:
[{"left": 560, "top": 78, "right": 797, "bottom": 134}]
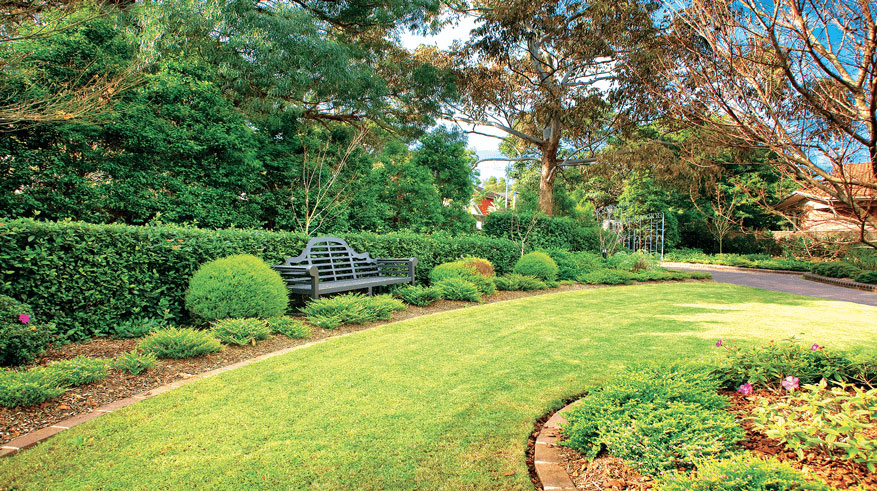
[
  {"left": 556, "top": 389, "right": 877, "bottom": 490},
  {"left": 2, "top": 282, "right": 602, "bottom": 446}
]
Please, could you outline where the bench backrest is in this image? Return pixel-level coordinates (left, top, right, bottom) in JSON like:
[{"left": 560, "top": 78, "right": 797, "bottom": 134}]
[{"left": 280, "top": 237, "right": 380, "bottom": 282}]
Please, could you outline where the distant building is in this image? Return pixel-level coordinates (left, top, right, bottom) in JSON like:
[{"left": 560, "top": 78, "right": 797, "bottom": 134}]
[
  {"left": 775, "top": 162, "right": 876, "bottom": 232},
  {"left": 468, "top": 187, "right": 514, "bottom": 230}
]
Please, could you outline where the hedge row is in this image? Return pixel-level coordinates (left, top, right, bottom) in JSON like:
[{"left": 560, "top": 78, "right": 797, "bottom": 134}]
[
  {"left": 0, "top": 219, "right": 520, "bottom": 340},
  {"left": 482, "top": 211, "right": 600, "bottom": 252}
]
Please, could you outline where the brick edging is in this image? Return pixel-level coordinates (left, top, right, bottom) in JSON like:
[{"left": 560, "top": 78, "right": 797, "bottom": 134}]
[
  {"left": 660, "top": 261, "right": 804, "bottom": 275},
  {"left": 533, "top": 404, "right": 577, "bottom": 491},
  {"left": 802, "top": 273, "right": 877, "bottom": 293},
  {"left": 0, "top": 338, "right": 332, "bottom": 458}
]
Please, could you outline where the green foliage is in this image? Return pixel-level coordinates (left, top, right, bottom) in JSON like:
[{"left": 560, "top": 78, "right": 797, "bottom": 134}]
[
  {"left": 494, "top": 274, "right": 548, "bottom": 291},
  {"left": 751, "top": 380, "right": 877, "bottom": 471},
  {"left": 138, "top": 328, "right": 223, "bottom": 359},
  {"left": 211, "top": 318, "right": 272, "bottom": 346},
  {"left": 301, "top": 294, "right": 406, "bottom": 329},
  {"left": 847, "top": 248, "right": 877, "bottom": 271},
  {"left": 712, "top": 341, "right": 868, "bottom": 390},
  {"left": 482, "top": 211, "right": 601, "bottom": 252},
  {"left": 666, "top": 249, "right": 813, "bottom": 272},
  {"left": 41, "top": 356, "right": 109, "bottom": 387},
  {"left": 392, "top": 285, "right": 441, "bottom": 306},
  {"left": 607, "top": 250, "right": 658, "bottom": 272},
  {"left": 0, "top": 219, "right": 520, "bottom": 340},
  {"left": 0, "top": 294, "right": 52, "bottom": 367},
  {"left": 267, "top": 316, "right": 312, "bottom": 339},
  {"left": 577, "top": 269, "right": 636, "bottom": 285},
  {"left": 0, "top": 369, "right": 65, "bottom": 408},
  {"left": 812, "top": 262, "right": 862, "bottom": 279},
  {"left": 185, "top": 255, "right": 289, "bottom": 323},
  {"left": 111, "top": 350, "right": 157, "bottom": 375},
  {"left": 656, "top": 454, "right": 833, "bottom": 490},
  {"left": 433, "top": 278, "right": 482, "bottom": 302},
  {"left": 114, "top": 318, "right": 165, "bottom": 339},
  {"left": 561, "top": 362, "right": 741, "bottom": 475},
  {"left": 541, "top": 249, "right": 604, "bottom": 280},
  {"left": 429, "top": 261, "right": 496, "bottom": 295},
  {"left": 854, "top": 270, "right": 877, "bottom": 284},
  {"left": 513, "top": 252, "right": 559, "bottom": 282}
]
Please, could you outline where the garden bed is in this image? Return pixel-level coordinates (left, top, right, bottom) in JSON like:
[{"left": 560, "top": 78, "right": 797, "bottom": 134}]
[{"left": 2, "top": 282, "right": 604, "bottom": 446}]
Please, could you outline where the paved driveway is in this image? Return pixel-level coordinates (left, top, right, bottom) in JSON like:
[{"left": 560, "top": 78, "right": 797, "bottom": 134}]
[{"left": 666, "top": 265, "right": 877, "bottom": 307}]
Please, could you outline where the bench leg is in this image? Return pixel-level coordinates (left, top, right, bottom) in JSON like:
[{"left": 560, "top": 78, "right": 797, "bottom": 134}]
[{"left": 367, "top": 287, "right": 373, "bottom": 296}]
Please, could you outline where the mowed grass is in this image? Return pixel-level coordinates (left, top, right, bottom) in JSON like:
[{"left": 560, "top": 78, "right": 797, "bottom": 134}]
[{"left": 3, "top": 283, "right": 876, "bottom": 490}]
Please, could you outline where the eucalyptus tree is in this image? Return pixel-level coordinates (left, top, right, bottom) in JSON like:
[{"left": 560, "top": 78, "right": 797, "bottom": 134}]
[{"left": 437, "top": 0, "right": 660, "bottom": 215}]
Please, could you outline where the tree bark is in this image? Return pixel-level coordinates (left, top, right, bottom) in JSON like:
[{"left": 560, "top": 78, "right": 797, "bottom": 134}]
[{"left": 538, "top": 118, "right": 562, "bottom": 216}]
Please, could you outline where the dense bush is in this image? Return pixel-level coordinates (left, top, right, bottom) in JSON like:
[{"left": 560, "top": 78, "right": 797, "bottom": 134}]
[
  {"left": 210, "top": 318, "right": 272, "bottom": 346},
  {"left": 607, "top": 250, "right": 658, "bottom": 272},
  {"left": 712, "top": 341, "right": 877, "bottom": 390},
  {"left": 301, "top": 294, "right": 406, "bottom": 329},
  {"left": 0, "top": 219, "right": 519, "bottom": 340},
  {"left": 267, "top": 316, "right": 312, "bottom": 339},
  {"left": 561, "top": 362, "right": 741, "bottom": 475},
  {"left": 433, "top": 278, "right": 482, "bottom": 302},
  {"left": 495, "top": 274, "right": 548, "bottom": 291},
  {"left": 392, "top": 285, "right": 441, "bottom": 306},
  {"left": 114, "top": 318, "right": 165, "bottom": 339},
  {"left": 429, "top": 260, "right": 496, "bottom": 295},
  {"left": 0, "top": 294, "right": 52, "bottom": 366},
  {"left": 854, "top": 270, "right": 877, "bottom": 284},
  {"left": 483, "top": 211, "right": 600, "bottom": 251},
  {"left": 657, "top": 454, "right": 833, "bottom": 490},
  {"left": 185, "top": 255, "right": 288, "bottom": 323},
  {"left": 541, "top": 248, "right": 604, "bottom": 280},
  {"left": 811, "top": 261, "right": 862, "bottom": 279},
  {"left": 112, "top": 350, "right": 157, "bottom": 375},
  {"left": 139, "top": 328, "right": 223, "bottom": 359},
  {"left": 41, "top": 356, "right": 109, "bottom": 386},
  {"left": 577, "top": 269, "right": 635, "bottom": 285},
  {"left": 0, "top": 369, "right": 65, "bottom": 408},
  {"left": 513, "top": 252, "right": 558, "bottom": 282},
  {"left": 457, "top": 257, "right": 494, "bottom": 277}
]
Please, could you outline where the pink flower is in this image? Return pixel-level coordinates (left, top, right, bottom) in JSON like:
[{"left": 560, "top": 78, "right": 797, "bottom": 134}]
[
  {"left": 716, "top": 340, "right": 723, "bottom": 347},
  {"left": 810, "top": 343, "right": 822, "bottom": 351},
  {"left": 781, "top": 376, "right": 800, "bottom": 391},
  {"left": 737, "top": 383, "right": 753, "bottom": 396},
  {"left": 18, "top": 313, "right": 29, "bottom": 324}
]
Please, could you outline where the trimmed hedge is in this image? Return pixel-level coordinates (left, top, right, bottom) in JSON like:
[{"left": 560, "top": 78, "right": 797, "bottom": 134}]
[
  {"left": 482, "top": 211, "right": 600, "bottom": 252},
  {"left": 0, "top": 219, "right": 519, "bottom": 340}
]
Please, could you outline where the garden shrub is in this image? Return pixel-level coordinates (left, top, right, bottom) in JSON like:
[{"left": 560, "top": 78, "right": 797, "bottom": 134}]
[
  {"left": 576, "top": 269, "right": 636, "bottom": 285},
  {"left": 1, "top": 295, "right": 53, "bottom": 367},
  {"left": 267, "top": 316, "right": 312, "bottom": 339},
  {"left": 751, "top": 380, "right": 877, "bottom": 471},
  {"left": 656, "top": 454, "right": 833, "bottom": 490},
  {"left": 114, "top": 318, "right": 165, "bottom": 339},
  {"left": 513, "top": 251, "right": 558, "bottom": 282},
  {"left": 712, "top": 341, "right": 865, "bottom": 390},
  {"left": 665, "top": 249, "right": 813, "bottom": 272},
  {"left": 0, "top": 219, "right": 519, "bottom": 341},
  {"left": 606, "top": 250, "right": 658, "bottom": 272},
  {"left": 429, "top": 261, "right": 496, "bottom": 295},
  {"left": 112, "top": 350, "right": 157, "bottom": 375},
  {"left": 457, "top": 257, "right": 494, "bottom": 277},
  {"left": 561, "top": 362, "right": 740, "bottom": 474},
  {"left": 210, "top": 318, "right": 272, "bottom": 346},
  {"left": 812, "top": 261, "right": 861, "bottom": 279},
  {"left": 854, "top": 270, "right": 877, "bottom": 284},
  {"left": 392, "top": 285, "right": 441, "bottom": 306},
  {"left": 41, "top": 356, "right": 109, "bottom": 387},
  {"left": 139, "top": 327, "right": 223, "bottom": 359},
  {"left": 301, "top": 294, "right": 406, "bottom": 329},
  {"left": 542, "top": 249, "right": 604, "bottom": 280},
  {"left": 433, "top": 278, "right": 482, "bottom": 302},
  {"left": 0, "top": 369, "right": 65, "bottom": 408},
  {"left": 495, "top": 274, "right": 548, "bottom": 291},
  {"left": 185, "top": 254, "right": 288, "bottom": 323}
]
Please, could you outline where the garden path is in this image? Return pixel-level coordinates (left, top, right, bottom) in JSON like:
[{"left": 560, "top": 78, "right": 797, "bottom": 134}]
[{"left": 666, "top": 265, "right": 877, "bottom": 307}]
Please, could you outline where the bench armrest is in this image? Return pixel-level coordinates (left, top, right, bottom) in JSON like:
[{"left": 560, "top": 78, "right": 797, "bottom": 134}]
[
  {"left": 273, "top": 265, "right": 319, "bottom": 278},
  {"left": 376, "top": 258, "right": 417, "bottom": 281}
]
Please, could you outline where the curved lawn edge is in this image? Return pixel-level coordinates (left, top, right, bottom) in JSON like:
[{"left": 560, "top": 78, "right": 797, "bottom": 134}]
[
  {"left": 3, "top": 283, "right": 875, "bottom": 491},
  {"left": 802, "top": 272, "right": 877, "bottom": 293},
  {"left": 531, "top": 402, "right": 576, "bottom": 491},
  {"left": 661, "top": 261, "right": 804, "bottom": 275}
]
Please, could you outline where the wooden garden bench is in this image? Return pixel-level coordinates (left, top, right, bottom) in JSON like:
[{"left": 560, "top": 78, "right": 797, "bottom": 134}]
[{"left": 272, "top": 236, "right": 417, "bottom": 299}]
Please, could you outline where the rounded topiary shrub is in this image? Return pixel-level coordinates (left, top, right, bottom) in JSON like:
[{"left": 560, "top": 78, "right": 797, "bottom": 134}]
[
  {"left": 0, "top": 295, "right": 52, "bottom": 367},
  {"left": 513, "top": 251, "right": 558, "bottom": 282},
  {"left": 430, "top": 260, "right": 496, "bottom": 296},
  {"left": 185, "top": 254, "right": 289, "bottom": 322}
]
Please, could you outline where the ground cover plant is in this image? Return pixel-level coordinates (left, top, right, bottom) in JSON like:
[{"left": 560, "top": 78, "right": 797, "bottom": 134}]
[
  {"left": 301, "top": 293, "right": 406, "bottom": 329},
  {"left": 392, "top": 284, "right": 441, "bottom": 306},
  {"left": 665, "top": 249, "right": 814, "bottom": 272},
  {"left": 41, "top": 356, "right": 109, "bottom": 387},
  {"left": 3, "top": 283, "right": 875, "bottom": 489},
  {"left": 429, "top": 259, "right": 496, "bottom": 296},
  {"left": 185, "top": 255, "right": 289, "bottom": 323},
  {"left": 138, "top": 328, "right": 223, "bottom": 359},
  {"left": 113, "top": 318, "right": 166, "bottom": 339},
  {"left": 211, "top": 318, "right": 272, "bottom": 346},
  {"left": 657, "top": 454, "right": 833, "bottom": 490},
  {"left": 432, "top": 278, "right": 483, "bottom": 302},
  {"left": 0, "top": 369, "right": 65, "bottom": 408},
  {"left": 267, "top": 316, "right": 312, "bottom": 339},
  {"left": 495, "top": 274, "right": 548, "bottom": 291},
  {"left": 111, "top": 350, "right": 157, "bottom": 375}
]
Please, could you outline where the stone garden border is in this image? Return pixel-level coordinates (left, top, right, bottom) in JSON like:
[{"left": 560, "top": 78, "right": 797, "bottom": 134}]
[
  {"left": 802, "top": 272, "right": 877, "bottom": 293},
  {"left": 532, "top": 403, "right": 576, "bottom": 491}
]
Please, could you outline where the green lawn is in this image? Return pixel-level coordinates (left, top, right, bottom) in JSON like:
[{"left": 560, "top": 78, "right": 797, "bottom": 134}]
[{"left": 3, "top": 283, "right": 876, "bottom": 490}]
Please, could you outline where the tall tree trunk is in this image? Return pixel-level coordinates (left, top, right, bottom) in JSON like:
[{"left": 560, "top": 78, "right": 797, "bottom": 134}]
[{"left": 538, "top": 119, "right": 562, "bottom": 216}]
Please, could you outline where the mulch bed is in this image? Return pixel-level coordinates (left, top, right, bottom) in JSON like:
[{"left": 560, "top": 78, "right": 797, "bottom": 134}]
[
  {"left": 554, "top": 390, "right": 877, "bottom": 490},
  {"left": 2, "top": 282, "right": 600, "bottom": 446}
]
